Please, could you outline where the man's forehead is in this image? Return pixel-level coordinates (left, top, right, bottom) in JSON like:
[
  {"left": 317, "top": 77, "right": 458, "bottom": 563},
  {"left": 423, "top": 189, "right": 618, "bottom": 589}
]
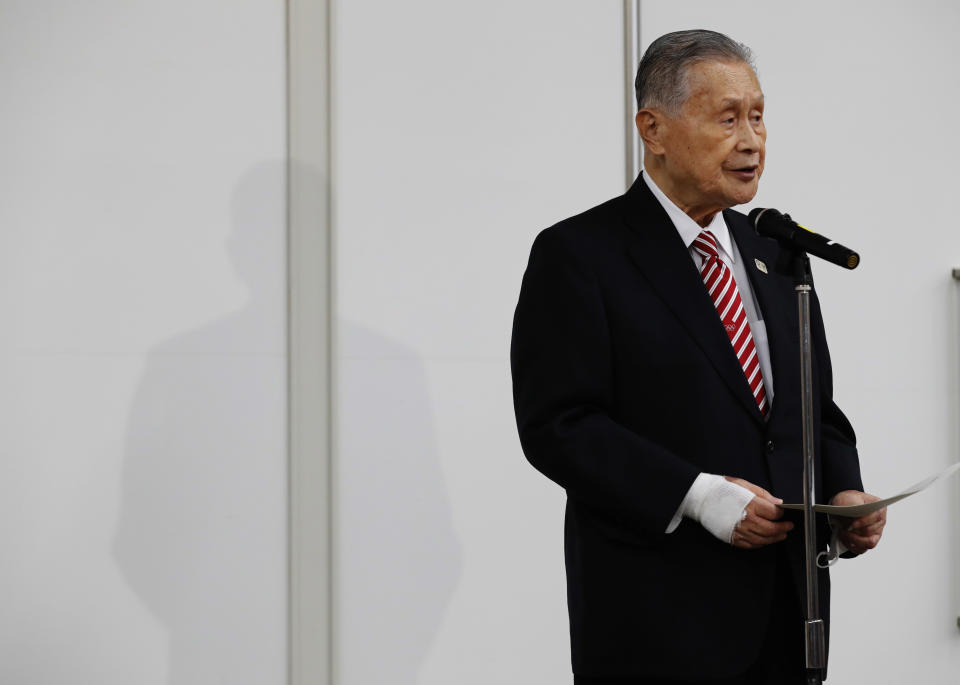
[{"left": 685, "top": 61, "right": 763, "bottom": 104}]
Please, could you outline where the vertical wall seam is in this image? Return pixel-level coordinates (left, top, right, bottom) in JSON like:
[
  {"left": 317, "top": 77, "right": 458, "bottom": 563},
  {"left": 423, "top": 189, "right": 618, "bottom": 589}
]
[
  {"left": 287, "top": 0, "right": 333, "bottom": 682},
  {"left": 326, "top": 0, "right": 338, "bottom": 680},
  {"left": 284, "top": 4, "right": 293, "bottom": 684},
  {"left": 624, "top": 0, "right": 642, "bottom": 188}
]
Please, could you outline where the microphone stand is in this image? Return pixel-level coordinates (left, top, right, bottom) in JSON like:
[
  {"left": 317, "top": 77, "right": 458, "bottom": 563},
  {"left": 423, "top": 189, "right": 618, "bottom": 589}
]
[
  {"left": 757, "top": 207, "right": 859, "bottom": 683},
  {"left": 788, "top": 249, "right": 825, "bottom": 685}
]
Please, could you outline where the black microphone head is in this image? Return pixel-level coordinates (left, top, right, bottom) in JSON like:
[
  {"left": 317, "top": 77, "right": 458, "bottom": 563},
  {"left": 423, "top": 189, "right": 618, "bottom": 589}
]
[
  {"left": 748, "top": 207, "right": 784, "bottom": 233},
  {"left": 750, "top": 207, "right": 797, "bottom": 243}
]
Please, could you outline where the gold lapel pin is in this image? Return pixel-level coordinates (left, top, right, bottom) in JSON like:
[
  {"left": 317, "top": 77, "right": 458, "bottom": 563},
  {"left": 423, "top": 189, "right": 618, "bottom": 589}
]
[{"left": 754, "top": 259, "right": 768, "bottom": 274}]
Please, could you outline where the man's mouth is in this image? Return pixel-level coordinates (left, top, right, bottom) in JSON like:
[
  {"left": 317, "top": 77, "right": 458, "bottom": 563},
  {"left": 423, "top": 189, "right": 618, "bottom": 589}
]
[{"left": 727, "top": 165, "right": 759, "bottom": 181}]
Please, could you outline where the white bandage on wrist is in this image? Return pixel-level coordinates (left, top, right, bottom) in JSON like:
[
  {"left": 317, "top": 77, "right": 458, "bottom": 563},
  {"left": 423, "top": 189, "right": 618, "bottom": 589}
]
[{"left": 683, "top": 474, "right": 755, "bottom": 544}]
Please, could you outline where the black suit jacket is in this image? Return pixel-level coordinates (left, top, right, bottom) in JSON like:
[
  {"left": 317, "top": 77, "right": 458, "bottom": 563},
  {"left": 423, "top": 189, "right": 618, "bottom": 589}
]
[{"left": 510, "top": 175, "right": 863, "bottom": 679}]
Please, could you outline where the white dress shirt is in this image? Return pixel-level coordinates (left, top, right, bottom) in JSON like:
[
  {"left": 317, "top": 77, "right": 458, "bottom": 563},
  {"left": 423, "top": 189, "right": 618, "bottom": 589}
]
[{"left": 641, "top": 171, "right": 775, "bottom": 541}]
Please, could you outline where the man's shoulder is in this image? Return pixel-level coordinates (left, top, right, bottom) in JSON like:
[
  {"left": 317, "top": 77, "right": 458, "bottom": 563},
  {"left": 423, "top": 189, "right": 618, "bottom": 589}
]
[{"left": 531, "top": 193, "right": 630, "bottom": 261}]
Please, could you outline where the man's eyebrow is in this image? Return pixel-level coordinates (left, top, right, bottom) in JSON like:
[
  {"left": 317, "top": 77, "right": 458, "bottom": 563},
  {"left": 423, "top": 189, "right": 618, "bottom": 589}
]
[{"left": 719, "top": 95, "right": 765, "bottom": 109}]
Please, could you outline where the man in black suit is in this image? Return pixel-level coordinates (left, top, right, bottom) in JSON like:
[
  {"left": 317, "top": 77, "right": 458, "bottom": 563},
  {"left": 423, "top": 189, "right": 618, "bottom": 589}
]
[{"left": 510, "top": 30, "right": 886, "bottom": 684}]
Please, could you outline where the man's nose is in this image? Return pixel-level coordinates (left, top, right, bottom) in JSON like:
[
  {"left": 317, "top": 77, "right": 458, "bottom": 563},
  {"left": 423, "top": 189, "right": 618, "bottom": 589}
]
[{"left": 736, "top": 119, "right": 762, "bottom": 152}]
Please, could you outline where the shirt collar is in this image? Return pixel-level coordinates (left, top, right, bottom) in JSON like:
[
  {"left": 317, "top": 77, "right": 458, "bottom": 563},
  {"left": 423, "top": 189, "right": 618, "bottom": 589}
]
[{"left": 642, "top": 171, "right": 736, "bottom": 264}]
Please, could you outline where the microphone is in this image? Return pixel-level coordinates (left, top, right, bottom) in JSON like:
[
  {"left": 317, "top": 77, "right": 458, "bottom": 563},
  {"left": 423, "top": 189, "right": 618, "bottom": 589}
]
[{"left": 748, "top": 208, "right": 860, "bottom": 270}]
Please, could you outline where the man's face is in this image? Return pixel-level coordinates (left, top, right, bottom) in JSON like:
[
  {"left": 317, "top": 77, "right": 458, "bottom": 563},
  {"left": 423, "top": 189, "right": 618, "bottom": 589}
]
[{"left": 655, "top": 60, "right": 766, "bottom": 219}]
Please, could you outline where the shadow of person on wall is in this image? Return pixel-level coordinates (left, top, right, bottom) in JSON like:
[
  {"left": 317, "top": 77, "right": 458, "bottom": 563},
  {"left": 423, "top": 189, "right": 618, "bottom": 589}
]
[
  {"left": 336, "top": 319, "right": 462, "bottom": 684},
  {"left": 113, "top": 159, "right": 462, "bottom": 684},
  {"left": 113, "top": 161, "right": 287, "bottom": 684}
]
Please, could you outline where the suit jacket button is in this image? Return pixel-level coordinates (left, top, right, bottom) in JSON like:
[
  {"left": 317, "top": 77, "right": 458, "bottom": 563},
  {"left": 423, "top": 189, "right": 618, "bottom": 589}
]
[{"left": 766, "top": 440, "right": 775, "bottom": 454}]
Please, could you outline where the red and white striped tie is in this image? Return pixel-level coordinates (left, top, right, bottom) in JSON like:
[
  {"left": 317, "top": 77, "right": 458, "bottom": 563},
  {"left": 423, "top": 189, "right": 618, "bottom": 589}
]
[{"left": 693, "top": 230, "right": 768, "bottom": 416}]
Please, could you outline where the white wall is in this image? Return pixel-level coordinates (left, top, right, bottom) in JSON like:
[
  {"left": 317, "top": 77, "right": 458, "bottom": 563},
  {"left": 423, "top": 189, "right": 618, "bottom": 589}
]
[
  {"left": 331, "top": 2, "right": 623, "bottom": 682},
  {"left": 0, "top": 3, "right": 288, "bottom": 683},
  {"left": 642, "top": 2, "right": 960, "bottom": 682}
]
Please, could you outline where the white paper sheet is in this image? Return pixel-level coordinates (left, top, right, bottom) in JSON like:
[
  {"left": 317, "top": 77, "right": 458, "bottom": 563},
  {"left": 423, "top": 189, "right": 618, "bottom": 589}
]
[{"left": 779, "top": 462, "right": 960, "bottom": 518}]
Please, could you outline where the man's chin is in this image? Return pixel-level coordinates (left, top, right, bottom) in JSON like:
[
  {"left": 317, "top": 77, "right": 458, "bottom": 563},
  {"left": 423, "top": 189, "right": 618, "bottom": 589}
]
[{"left": 726, "top": 183, "right": 760, "bottom": 207}]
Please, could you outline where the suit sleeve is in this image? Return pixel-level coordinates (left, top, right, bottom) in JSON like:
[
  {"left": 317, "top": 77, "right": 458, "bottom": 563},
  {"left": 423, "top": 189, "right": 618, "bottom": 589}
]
[
  {"left": 510, "top": 228, "right": 699, "bottom": 535},
  {"left": 811, "top": 287, "right": 864, "bottom": 498}
]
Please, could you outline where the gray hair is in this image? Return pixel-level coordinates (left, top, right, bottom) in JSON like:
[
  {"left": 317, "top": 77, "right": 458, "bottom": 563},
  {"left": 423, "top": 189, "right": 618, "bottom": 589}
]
[{"left": 635, "top": 29, "right": 755, "bottom": 114}]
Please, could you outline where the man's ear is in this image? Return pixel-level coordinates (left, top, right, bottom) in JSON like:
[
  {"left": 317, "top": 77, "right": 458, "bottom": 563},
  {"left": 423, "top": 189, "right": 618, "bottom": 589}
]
[{"left": 635, "top": 109, "right": 666, "bottom": 155}]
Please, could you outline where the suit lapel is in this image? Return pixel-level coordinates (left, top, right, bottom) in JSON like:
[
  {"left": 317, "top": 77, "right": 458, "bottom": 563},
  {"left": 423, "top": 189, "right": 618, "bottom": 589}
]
[
  {"left": 618, "top": 177, "right": 766, "bottom": 424},
  {"left": 725, "top": 211, "right": 799, "bottom": 419}
]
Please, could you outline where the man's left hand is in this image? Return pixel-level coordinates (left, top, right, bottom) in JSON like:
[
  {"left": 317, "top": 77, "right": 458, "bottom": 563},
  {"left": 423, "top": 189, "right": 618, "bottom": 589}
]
[{"left": 829, "top": 490, "right": 887, "bottom": 555}]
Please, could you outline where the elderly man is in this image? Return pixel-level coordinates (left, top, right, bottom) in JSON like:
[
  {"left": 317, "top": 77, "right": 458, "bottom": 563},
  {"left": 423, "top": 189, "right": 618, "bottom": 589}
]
[{"left": 510, "top": 30, "right": 885, "bottom": 684}]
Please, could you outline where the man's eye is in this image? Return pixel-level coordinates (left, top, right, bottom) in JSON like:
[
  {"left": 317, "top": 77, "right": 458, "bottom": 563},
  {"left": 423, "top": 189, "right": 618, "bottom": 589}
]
[{"left": 723, "top": 117, "right": 735, "bottom": 125}]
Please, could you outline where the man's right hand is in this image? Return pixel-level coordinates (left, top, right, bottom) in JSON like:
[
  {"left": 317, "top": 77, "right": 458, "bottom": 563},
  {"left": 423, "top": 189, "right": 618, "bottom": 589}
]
[{"left": 724, "top": 477, "right": 794, "bottom": 549}]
